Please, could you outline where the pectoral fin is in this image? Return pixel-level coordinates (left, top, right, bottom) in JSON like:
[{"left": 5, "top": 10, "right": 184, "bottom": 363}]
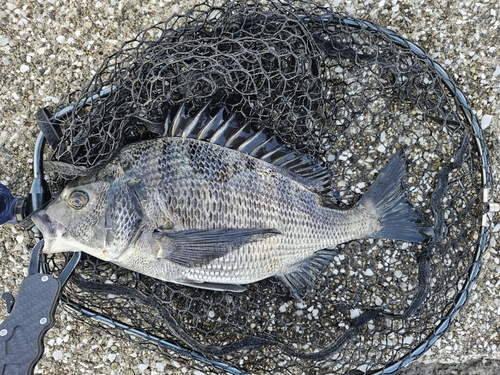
[{"left": 155, "top": 228, "right": 281, "bottom": 268}]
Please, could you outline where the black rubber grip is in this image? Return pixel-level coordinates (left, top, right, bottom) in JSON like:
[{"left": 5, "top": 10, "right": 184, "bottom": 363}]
[{"left": 0, "top": 274, "right": 61, "bottom": 375}]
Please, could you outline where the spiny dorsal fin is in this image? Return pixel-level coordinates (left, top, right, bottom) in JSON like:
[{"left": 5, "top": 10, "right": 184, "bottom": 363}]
[
  {"left": 164, "top": 106, "right": 332, "bottom": 195},
  {"left": 181, "top": 104, "right": 210, "bottom": 138},
  {"left": 209, "top": 113, "right": 238, "bottom": 145},
  {"left": 168, "top": 104, "right": 189, "bottom": 137},
  {"left": 197, "top": 107, "right": 225, "bottom": 140},
  {"left": 236, "top": 129, "right": 268, "bottom": 153}
]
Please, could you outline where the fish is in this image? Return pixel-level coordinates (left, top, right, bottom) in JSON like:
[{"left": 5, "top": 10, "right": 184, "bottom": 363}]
[{"left": 31, "top": 106, "right": 432, "bottom": 297}]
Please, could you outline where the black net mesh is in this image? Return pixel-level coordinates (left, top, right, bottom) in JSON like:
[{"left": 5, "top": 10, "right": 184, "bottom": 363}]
[{"left": 42, "top": 1, "right": 492, "bottom": 374}]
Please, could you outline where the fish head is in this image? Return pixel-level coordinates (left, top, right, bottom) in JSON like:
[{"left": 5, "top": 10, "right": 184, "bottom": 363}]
[{"left": 32, "top": 178, "right": 112, "bottom": 259}]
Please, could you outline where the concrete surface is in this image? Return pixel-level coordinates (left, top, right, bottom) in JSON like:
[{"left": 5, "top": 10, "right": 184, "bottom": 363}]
[{"left": 0, "top": 0, "right": 499, "bottom": 374}]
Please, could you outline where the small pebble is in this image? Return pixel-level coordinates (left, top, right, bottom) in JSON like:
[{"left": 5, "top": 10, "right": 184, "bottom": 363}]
[
  {"left": 350, "top": 309, "right": 361, "bottom": 319},
  {"left": 52, "top": 351, "right": 63, "bottom": 361},
  {"left": 481, "top": 114, "right": 492, "bottom": 130},
  {"left": 156, "top": 363, "right": 166, "bottom": 372},
  {"left": 0, "top": 36, "right": 10, "bottom": 47},
  {"left": 137, "top": 364, "right": 149, "bottom": 372},
  {"left": 380, "top": 131, "right": 386, "bottom": 142}
]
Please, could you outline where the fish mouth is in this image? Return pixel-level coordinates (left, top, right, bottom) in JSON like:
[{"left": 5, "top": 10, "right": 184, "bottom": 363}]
[{"left": 31, "top": 210, "right": 67, "bottom": 254}]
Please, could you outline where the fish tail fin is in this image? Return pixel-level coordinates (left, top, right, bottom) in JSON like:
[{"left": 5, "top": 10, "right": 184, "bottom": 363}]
[{"left": 360, "top": 150, "right": 433, "bottom": 242}]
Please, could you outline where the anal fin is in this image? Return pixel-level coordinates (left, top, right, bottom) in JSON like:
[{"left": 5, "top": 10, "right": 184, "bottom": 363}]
[{"left": 278, "top": 249, "right": 335, "bottom": 299}]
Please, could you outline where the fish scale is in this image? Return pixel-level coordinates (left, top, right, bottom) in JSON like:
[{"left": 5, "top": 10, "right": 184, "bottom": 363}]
[
  {"left": 32, "top": 107, "right": 431, "bottom": 296},
  {"left": 119, "top": 138, "right": 376, "bottom": 284}
]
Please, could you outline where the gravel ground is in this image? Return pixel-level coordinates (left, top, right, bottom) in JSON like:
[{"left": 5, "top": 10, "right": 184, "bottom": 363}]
[{"left": 1, "top": 0, "right": 499, "bottom": 374}]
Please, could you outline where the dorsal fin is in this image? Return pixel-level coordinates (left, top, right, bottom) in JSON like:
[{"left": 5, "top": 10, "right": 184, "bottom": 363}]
[
  {"left": 197, "top": 107, "right": 225, "bottom": 140},
  {"left": 181, "top": 104, "right": 209, "bottom": 138},
  {"left": 166, "top": 104, "right": 189, "bottom": 137},
  {"left": 236, "top": 130, "right": 270, "bottom": 155},
  {"left": 164, "top": 106, "right": 333, "bottom": 195},
  {"left": 209, "top": 114, "right": 238, "bottom": 145},
  {"left": 225, "top": 122, "right": 254, "bottom": 149}
]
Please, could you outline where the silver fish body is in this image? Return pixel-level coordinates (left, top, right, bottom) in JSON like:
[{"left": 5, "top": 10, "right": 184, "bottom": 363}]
[{"left": 32, "top": 108, "right": 430, "bottom": 295}]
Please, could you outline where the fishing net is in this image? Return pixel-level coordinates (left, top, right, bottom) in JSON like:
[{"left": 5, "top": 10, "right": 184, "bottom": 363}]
[{"left": 40, "top": 0, "right": 492, "bottom": 373}]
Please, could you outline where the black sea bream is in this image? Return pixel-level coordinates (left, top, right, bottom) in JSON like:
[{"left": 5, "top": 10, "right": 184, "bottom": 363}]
[{"left": 32, "top": 107, "right": 431, "bottom": 296}]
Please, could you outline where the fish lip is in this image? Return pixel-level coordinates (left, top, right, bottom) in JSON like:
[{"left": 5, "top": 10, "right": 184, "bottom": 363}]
[{"left": 31, "top": 210, "right": 67, "bottom": 253}]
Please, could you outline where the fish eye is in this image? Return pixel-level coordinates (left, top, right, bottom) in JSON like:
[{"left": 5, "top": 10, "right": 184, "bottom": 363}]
[{"left": 67, "top": 190, "right": 89, "bottom": 210}]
